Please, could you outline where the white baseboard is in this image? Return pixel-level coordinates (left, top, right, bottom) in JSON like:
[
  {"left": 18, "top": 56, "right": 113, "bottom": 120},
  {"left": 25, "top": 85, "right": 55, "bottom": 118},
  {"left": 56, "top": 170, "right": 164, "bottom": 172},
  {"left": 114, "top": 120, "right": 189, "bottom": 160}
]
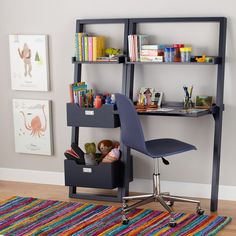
[
  {"left": 0, "top": 167, "right": 236, "bottom": 201},
  {"left": 0, "top": 168, "right": 64, "bottom": 186}
]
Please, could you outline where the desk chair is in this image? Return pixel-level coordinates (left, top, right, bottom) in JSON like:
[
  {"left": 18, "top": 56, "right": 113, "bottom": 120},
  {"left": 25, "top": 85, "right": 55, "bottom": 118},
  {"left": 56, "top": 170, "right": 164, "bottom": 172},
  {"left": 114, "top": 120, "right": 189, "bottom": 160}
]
[{"left": 115, "top": 93, "right": 204, "bottom": 227}]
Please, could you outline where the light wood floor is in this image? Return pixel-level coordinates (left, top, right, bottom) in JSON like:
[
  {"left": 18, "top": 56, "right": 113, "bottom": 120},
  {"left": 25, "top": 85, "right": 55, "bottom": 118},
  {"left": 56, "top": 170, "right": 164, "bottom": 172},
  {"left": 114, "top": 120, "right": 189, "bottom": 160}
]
[{"left": 0, "top": 180, "right": 235, "bottom": 235}]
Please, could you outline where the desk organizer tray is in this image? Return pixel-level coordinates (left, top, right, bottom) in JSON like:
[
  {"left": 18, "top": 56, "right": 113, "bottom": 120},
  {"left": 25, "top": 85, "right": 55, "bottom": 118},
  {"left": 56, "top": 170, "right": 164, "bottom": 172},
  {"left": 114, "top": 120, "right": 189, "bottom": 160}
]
[
  {"left": 66, "top": 103, "right": 120, "bottom": 128},
  {"left": 64, "top": 159, "right": 124, "bottom": 189}
]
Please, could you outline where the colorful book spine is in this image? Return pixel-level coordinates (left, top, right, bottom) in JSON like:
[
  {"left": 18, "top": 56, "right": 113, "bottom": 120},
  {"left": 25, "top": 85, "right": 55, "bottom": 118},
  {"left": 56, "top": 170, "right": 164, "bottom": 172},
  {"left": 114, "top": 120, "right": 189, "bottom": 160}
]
[
  {"left": 138, "top": 35, "right": 149, "bottom": 61},
  {"left": 77, "top": 33, "right": 84, "bottom": 61},
  {"left": 81, "top": 35, "right": 85, "bottom": 61},
  {"left": 134, "top": 35, "right": 138, "bottom": 62},
  {"left": 128, "top": 35, "right": 135, "bottom": 62},
  {"left": 92, "top": 36, "right": 105, "bottom": 61},
  {"left": 75, "top": 33, "right": 80, "bottom": 61},
  {"left": 88, "top": 36, "right": 93, "bottom": 61},
  {"left": 84, "top": 36, "right": 88, "bottom": 61},
  {"left": 92, "top": 36, "right": 97, "bottom": 61}
]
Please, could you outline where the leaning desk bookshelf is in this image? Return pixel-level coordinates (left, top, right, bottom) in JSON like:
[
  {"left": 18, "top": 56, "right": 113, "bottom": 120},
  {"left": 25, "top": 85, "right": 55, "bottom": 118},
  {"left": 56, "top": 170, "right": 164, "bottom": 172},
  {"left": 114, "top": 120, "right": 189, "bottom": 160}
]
[{"left": 65, "top": 17, "right": 227, "bottom": 212}]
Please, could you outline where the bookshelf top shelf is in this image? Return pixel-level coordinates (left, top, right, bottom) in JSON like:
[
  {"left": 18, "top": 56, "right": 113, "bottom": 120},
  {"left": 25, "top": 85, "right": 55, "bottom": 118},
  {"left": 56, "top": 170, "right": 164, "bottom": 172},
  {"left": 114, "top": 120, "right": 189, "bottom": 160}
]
[
  {"left": 72, "top": 56, "right": 125, "bottom": 64},
  {"left": 126, "top": 60, "right": 221, "bottom": 65},
  {"left": 72, "top": 56, "right": 221, "bottom": 65}
]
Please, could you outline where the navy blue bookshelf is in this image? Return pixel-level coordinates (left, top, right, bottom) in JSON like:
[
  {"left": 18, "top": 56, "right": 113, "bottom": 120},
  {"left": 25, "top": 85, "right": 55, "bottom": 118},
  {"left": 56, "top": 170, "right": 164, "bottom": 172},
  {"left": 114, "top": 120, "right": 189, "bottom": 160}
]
[{"left": 65, "top": 17, "right": 227, "bottom": 211}]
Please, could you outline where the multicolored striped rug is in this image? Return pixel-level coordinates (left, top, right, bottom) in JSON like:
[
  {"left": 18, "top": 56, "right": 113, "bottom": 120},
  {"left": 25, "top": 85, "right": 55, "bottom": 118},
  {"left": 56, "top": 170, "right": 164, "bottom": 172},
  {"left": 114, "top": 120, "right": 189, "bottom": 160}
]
[{"left": 0, "top": 196, "right": 231, "bottom": 235}]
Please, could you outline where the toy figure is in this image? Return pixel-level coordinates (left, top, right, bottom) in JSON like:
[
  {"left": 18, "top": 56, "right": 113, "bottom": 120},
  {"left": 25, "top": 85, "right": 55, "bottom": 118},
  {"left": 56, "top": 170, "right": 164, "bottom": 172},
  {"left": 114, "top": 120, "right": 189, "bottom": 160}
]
[
  {"left": 97, "top": 139, "right": 120, "bottom": 159},
  {"left": 105, "top": 95, "right": 111, "bottom": 104},
  {"left": 143, "top": 88, "right": 152, "bottom": 105},
  {"left": 105, "top": 48, "right": 121, "bottom": 58},
  {"left": 97, "top": 140, "right": 114, "bottom": 158},
  {"left": 84, "top": 143, "right": 97, "bottom": 165},
  {"left": 102, "top": 147, "right": 120, "bottom": 163},
  {"left": 18, "top": 43, "right": 32, "bottom": 77},
  {"left": 195, "top": 54, "right": 206, "bottom": 63},
  {"left": 110, "top": 94, "right": 116, "bottom": 104}
]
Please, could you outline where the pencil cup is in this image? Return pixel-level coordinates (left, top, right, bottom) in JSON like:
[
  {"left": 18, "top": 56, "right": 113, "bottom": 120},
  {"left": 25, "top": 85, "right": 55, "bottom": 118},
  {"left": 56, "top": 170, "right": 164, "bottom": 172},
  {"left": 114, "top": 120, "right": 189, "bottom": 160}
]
[{"left": 183, "top": 96, "right": 193, "bottom": 109}]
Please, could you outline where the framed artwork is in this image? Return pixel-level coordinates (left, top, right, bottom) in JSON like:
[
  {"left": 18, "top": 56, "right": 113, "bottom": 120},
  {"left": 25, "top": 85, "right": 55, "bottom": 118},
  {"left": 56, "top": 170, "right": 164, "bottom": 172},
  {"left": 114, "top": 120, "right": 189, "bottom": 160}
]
[
  {"left": 12, "top": 99, "right": 53, "bottom": 156},
  {"left": 9, "top": 35, "right": 49, "bottom": 91},
  {"left": 195, "top": 95, "right": 213, "bottom": 109},
  {"left": 138, "top": 87, "right": 155, "bottom": 105}
]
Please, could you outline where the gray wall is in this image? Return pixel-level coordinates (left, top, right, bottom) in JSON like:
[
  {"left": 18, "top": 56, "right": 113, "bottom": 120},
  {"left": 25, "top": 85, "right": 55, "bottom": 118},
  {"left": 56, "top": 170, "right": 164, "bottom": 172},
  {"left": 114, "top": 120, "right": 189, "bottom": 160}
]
[{"left": 0, "top": 0, "right": 235, "bottom": 186}]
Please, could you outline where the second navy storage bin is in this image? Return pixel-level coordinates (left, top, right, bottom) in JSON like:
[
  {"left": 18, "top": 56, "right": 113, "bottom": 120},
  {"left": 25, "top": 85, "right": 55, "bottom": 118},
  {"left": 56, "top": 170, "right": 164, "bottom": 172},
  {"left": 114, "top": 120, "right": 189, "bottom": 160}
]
[
  {"left": 67, "top": 103, "right": 120, "bottom": 128},
  {"left": 64, "top": 159, "right": 124, "bottom": 189}
]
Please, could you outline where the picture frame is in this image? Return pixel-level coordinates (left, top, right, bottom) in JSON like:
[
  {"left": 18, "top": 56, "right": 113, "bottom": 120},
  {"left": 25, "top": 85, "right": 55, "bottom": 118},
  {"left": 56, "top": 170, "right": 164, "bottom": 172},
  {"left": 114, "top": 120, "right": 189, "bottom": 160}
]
[
  {"left": 137, "top": 87, "right": 163, "bottom": 107},
  {"left": 9, "top": 34, "right": 49, "bottom": 91},
  {"left": 138, "top": 87, "right": 155, "bottom": 106},
  {"left": 195, "top": 95, "right": 213, "bottom": 109},
  {"left": 154, "top": 91, "right": 163, "bottom": 107},
  {"left": 12, "top": 99, "right": 53, "bottom": 156}
]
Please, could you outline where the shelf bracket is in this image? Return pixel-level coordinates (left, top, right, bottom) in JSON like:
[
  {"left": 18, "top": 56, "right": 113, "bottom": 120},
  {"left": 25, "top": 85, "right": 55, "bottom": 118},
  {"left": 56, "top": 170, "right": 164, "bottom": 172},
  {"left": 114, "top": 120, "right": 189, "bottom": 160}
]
[{"left": 211, "top": 105, "right": 224, "bottom": 121}]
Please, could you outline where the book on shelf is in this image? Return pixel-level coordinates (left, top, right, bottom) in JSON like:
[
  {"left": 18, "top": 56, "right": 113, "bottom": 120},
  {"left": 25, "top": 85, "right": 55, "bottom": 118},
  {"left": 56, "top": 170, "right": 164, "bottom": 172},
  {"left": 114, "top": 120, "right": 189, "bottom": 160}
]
[
  {"left": 140, "top": 55, "right": 163, "bottom": 62},
  {"left": 128, "top": 34, "right": 149, "bottom": 62},
  {"left": 75, "top": 33, "right": 105, "bottom": 62},
  {"left": 88, "top": 36, "right": 93, "bottom": 61},
  {"left": 141, "top": 45, "right": 161, "bottom": 50},
  {"left": 96, "top": 55, "right": 124, "bottom": 62},
  {"left": 92, "top": 36, "right": 105, "bottom": 61},
  {"left": 140, "top": 49, "right": 159, "bottom": 56},
  {"left": 75, "top": 32, "right": 87, "bottom": 61}
]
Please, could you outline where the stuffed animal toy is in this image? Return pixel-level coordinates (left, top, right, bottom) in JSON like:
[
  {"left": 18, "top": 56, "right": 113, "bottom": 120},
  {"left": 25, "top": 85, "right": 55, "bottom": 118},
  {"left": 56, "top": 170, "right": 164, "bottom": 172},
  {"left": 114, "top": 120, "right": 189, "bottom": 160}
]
[
  {"left": 97, "top": 140, "right": 114, "bottom": 158},
  {"left": 97, "top": 140, "right": 120, "bottom": 161},
  {"left": 102, "top": 147, "right": 120, "bottom": 163},
  {"left": 84, "top": 143, "right": 98, "bottom": 165}
]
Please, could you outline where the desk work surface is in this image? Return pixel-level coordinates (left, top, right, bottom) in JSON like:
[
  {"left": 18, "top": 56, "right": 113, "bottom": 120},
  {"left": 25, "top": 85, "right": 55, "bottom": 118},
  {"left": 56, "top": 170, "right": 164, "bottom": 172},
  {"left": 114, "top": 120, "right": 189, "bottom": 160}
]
[{"left": 137, "top": 106, "right": 211, "bottom": 117}]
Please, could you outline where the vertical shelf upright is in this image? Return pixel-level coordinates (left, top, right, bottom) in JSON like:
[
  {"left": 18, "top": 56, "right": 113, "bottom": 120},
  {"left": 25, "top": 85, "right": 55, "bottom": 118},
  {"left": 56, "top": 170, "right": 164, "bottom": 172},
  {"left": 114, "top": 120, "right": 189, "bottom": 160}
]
[
  {"left": 66, "top": 18, "right": 132, "bottom": 202},
  {"left": 127, "top": 17, "right": 227, "bottom": 212}
]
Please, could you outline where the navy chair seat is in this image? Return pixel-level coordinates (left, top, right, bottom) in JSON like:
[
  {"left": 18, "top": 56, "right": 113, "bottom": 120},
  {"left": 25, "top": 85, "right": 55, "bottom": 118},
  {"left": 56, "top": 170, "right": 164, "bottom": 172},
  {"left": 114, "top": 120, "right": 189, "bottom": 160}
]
[{"left": 145, "top": 138, "right": 196, "bottom": 158}]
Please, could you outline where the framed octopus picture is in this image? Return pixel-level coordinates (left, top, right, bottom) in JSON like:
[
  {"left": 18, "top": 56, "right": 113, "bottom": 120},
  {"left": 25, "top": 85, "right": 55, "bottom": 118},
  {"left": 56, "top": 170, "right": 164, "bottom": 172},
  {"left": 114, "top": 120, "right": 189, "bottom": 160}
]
[
  {"left": 12, "top": 99, "right": 53, "bottom": 156},
  {"left": 9, "top": 34, "right": 49, "bottom": 91}
]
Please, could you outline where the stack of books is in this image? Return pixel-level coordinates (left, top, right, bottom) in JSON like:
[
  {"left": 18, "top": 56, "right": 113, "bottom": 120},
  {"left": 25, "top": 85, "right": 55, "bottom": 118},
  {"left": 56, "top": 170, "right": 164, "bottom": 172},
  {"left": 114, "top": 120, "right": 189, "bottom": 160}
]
[
  {"left": 69, "top": 82, "right": 93, "bottom": 107},
  {"left": 128, "top": 35, "right": 149, "bottom": 62},
  {"left": 75, "top": 33, "right": 105, "bottom": 62},
  {"left": 140, "top": 45, "right": 164, "bottom": 62}
]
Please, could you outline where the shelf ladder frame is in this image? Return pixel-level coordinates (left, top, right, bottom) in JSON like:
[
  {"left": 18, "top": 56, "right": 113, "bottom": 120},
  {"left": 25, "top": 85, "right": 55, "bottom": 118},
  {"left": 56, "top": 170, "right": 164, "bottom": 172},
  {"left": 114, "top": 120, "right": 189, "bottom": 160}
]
[
  {"left": 69, "top": 18, "right": 131, "bottom": 202},
  {"left": 127, "top": 17, "right": 227, "bottom": 212}
]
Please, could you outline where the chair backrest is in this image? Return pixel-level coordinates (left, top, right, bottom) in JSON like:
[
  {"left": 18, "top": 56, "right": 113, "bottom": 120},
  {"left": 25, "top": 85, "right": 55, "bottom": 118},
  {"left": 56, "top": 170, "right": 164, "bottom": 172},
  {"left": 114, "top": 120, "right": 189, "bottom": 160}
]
[{"left": 115, "top": 93, "right": 148, "bottom": 154}]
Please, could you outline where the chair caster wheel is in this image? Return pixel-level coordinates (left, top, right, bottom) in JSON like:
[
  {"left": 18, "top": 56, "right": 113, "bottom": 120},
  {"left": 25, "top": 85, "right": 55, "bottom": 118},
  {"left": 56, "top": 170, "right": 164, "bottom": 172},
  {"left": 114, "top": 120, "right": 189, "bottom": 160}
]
[
  {"left": 169, "top": 221, "right": 177, "bottom": 227},
  {"left": 196, "top": 208, "right": 204, "bottom": 215},
  {"left": 166, "top": 200, "right": 174, "bottom": 207},
  {"left": 122, "top": 215, "right": 129, "bottom": 225}
]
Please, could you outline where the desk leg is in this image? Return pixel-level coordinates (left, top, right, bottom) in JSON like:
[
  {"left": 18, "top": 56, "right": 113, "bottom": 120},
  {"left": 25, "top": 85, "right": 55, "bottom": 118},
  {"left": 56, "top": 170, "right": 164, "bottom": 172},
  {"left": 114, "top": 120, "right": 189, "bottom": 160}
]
[{"left": 211, "top": 110, "right": 223, "bottom": 212}]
